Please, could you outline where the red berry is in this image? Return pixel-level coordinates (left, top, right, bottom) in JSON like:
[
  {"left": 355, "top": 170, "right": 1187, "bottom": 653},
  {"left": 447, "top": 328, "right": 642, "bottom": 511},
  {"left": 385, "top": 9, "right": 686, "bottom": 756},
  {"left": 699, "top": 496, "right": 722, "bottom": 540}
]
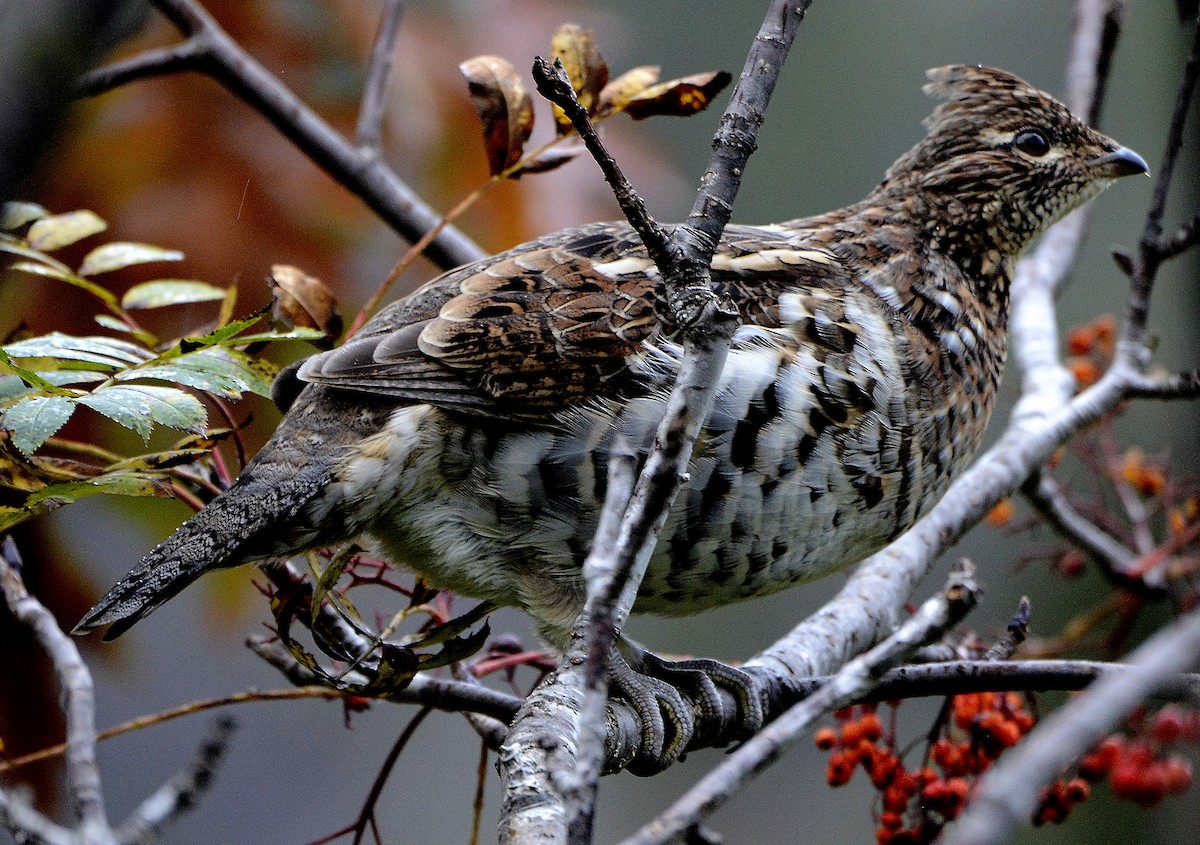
[{"left": 814, "top": 726, "right": 838, "bottom": 750}]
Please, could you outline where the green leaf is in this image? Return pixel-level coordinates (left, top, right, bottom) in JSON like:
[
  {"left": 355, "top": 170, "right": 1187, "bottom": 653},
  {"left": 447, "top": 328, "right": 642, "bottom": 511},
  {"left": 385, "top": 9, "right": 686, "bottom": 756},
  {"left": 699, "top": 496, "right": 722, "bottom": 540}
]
[
  {"left": 124, "top": 346, "right": 277, "bottom": 398},
  {"left": 179, "top": 307, "right": 269, "bottom": 351},
  {"left": 2, "top": 333, "right": 153, "bottom": 369},
  {"left": 121, "top": 279, "right": 226, "bottom": 309},
  {"left": 0, "top": 506, "right": 28, "bottom": 533},
  {"left": 78, "top": 384, "right": 207, "bottom": 440},
  {"left": 227, "top": 327, "right": 327, "bottom": 344},
  {"left": 1, "top": 202, "right": 49, "bottom": 230},
  {"left": 0, "top": 236, "right": 75, "bottom": 274},
  {"left": 27, "top": 210, "right": 107, "bottom": 251},
  {"left": 8, "top": 260, "right": 117, "bottom": 304},
  {"left": 0, "top": 349, "right": 78, "bottom": 396},
  {"left": 0, "top": 369, "right": 107, "bottom": 402},
  {"left": 79, "top": 242, "right": 185, "bottom": 277},
  {"left": 24, "top": 473, "right": 165, "bottom": 509},
  {"left": 9, "top": 260, "right": 74, "bottom": 282},
  {"left": 2, "top": 395, "right": 76, "bottom": 455}
]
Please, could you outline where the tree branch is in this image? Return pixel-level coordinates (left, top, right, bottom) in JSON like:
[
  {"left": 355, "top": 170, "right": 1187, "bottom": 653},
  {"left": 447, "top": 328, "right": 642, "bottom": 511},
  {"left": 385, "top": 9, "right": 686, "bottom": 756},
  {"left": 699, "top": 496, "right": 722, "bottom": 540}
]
[{"left": 75, "top": 0, "right": 484, "bottom": 272}]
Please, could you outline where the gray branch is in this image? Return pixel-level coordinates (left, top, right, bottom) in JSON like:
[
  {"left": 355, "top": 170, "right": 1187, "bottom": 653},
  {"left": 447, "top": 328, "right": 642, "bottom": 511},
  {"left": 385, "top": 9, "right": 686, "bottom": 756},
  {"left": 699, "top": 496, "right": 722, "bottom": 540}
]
[{"left": 75, "top": 0, "right": 484, "bottom": 272}]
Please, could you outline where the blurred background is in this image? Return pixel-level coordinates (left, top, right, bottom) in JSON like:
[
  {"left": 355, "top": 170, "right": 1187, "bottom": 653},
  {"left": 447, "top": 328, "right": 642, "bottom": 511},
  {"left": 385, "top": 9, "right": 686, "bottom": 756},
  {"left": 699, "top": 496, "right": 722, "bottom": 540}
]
[{"left": 1, "top": 1, "right": 1197, "bottom": 843}]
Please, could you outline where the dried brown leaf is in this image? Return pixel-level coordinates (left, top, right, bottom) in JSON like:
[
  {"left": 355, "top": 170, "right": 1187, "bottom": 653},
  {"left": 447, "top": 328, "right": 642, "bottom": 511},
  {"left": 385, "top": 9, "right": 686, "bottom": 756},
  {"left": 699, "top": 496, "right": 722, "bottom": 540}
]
[
  {"left": 510, "top": 144, "right": 584, "bottom": 177},
  {"left": 596, "top": 65, "right": 661, "bottom": 116},
  {"left": 268, "top": 265, "right": 342, "bottom": 347},
  {"left": 460, "top": 55, "right": 534, "bottom": 175},
  {"left": 550, "top": 24, "right": 609, "bottom": 133},
  {"left": 623, "top": 70, "right": 732, "bottom": 120}
]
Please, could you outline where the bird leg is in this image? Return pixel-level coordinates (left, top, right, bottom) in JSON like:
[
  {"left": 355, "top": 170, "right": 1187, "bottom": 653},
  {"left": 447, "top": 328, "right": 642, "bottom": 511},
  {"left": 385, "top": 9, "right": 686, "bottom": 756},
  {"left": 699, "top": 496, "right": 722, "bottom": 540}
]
[{"left": 610, "top": 642, "right": 766, "bottom": 772}]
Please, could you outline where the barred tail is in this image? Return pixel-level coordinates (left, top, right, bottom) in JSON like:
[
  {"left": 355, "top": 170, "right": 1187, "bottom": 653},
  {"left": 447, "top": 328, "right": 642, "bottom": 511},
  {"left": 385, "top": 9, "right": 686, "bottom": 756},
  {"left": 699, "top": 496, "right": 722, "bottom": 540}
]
[{"left": 73, "top": 447, "right": 336, "bottom": 641}]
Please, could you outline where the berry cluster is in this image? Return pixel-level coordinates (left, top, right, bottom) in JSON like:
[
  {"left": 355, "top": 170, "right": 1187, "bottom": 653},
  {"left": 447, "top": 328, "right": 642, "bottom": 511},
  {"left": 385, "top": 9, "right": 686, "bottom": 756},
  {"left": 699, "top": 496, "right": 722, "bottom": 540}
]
[
  {"left": 1065, "top": 313, "right": 1116, "bottom": 389},
  {"left": 1077, "top": 705, "right": 1196, "bottom": 808},
  {"left": 816, "top": 698, "right": 1199, "bottom": 843}
]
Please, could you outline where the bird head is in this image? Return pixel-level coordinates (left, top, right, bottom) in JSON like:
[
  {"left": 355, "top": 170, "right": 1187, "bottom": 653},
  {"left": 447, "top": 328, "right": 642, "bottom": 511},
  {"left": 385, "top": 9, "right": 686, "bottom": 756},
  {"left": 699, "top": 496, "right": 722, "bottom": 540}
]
[{"left": 882, "top": 65, "right": 1148, "bottom": 255}]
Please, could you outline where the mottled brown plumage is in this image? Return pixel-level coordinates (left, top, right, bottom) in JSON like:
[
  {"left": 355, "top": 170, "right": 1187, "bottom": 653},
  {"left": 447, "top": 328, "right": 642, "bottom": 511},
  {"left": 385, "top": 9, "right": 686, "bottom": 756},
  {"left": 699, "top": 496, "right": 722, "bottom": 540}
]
[{"left": 77, "top": 66, "right": 1145, "bottom": 669}]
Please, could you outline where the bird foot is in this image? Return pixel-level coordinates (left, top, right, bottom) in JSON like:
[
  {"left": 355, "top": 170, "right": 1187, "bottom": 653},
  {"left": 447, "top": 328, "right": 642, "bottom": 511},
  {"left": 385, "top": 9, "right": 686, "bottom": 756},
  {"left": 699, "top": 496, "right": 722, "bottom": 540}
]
[{"left": 609, "top": 649, "right": 766, "bottom": 774}]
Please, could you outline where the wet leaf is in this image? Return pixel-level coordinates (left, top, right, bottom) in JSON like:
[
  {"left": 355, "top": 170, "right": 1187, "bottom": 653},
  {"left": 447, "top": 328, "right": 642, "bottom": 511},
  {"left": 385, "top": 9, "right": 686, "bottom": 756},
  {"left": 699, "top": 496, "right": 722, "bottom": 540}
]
[
  {"left": 623, "top": 70, "right": 732, "bottom": 119},
  {"left": 122, "top": 279, "right": 226, "bottom": 309},
  {"left": 26, "top": 210, "right": 107, "bottom": 251},
  {"left": 268, "top": 264, "right": 342, "bottom": 347},
  {"left": 1, "top": 202, "right": 49, "bottom": 231},
  {"left": 23, "top": 472, "right": 167, "bottom": 510},
  {"left": 460, "top": 55, "right": 534, "bottom": 176},
  {"left": 80, "top": 242, "right": 184, "bottom": 277},
  {"left": 309, "top": 546, "right": 358, "bottom": 626},
  {"left": 597, "top": 65, "right": 661, "bottom": 116},
  {"left": 77, "top": 384, "right": 207, "bottom": 440},
  {"left": 122, "top": 346, "right": 277, "bottom": 399},
  {"left": 2, "top": 333, "right": 152, "bottom": 369},
  {"left": 550, "top": 24, "right": 608, "bottom": 132},
  {"left": 178, "top": 306, "right": 269, "bottom": 351},
  {"left": 2, "top": 396, "right": 76, "bottom": 455}
]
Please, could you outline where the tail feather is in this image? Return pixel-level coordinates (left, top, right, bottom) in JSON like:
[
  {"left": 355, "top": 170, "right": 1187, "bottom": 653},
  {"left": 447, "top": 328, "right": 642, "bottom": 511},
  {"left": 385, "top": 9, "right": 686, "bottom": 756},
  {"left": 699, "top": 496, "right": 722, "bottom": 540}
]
[{"left": 73, "top": 445, "right": 337, "bottom": 640}]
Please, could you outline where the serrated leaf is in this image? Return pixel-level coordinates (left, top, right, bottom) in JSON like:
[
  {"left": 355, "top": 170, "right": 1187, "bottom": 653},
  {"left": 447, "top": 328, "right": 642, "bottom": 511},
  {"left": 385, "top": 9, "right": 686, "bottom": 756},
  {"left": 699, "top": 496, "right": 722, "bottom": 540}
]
[
  {"left": 27, "top": 210, "right": 107, "bottom": 251},
  {"left": 3, "top": 333, "right": 152, "bottom": 368},
  {"left": 0, "top": 448, "right": 48, "bottom": 494},
  {"left": 23, "top": 472, "right": 165, "bottom": 509},
  {"left": 460, "top": 55, "right": 534, "bottom": 176},
  {"left": 0, "top": 369, "right": 107, "bottom": 402},
  {"left": 124, "top": 346, "right": 277, "bottom": 398},
  {"left": 597, "top": 65, "right": 661, "bottom": 116},
  {"left": 550, "top": 24, "right": 608, "bottom": 132},
  {"left": 121, "top": 279, "right": 226, "bottom": 309},
  {"left": 624, "top": 70, "right": 732, "bottom": 119},
  {"left": 1, "top": 202, "right": 49, "bottom": 231},
  {"left": 0, "top": 505, "right": 27, "bottom": 532},
  {"left": 2, "top": 396, "right": 76, "bottom": 455},
  {"left": 78, "top": 384, "right": 206, "bottom": 440},
  {"left": 178, "top": 307, "right": 269, "bottom": 351},
  {"left": 79, "top": 242, "right": 184, "bottom": 277},
  {"left": 0, "top": 350, "right": 79, "bottom": 396}
]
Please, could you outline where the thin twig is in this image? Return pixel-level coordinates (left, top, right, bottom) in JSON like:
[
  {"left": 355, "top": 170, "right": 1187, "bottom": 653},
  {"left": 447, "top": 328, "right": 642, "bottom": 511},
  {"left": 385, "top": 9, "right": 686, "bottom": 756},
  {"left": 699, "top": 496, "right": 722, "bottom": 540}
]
[
  {"left": 355, "top": 0, "right": 405, "bottom": 152},
  {"left": 112, "top": 717, "right": 237, "bottom": 843},
  {"left": 1021, "top": 472, "right": 1139, "bottom": 579}
]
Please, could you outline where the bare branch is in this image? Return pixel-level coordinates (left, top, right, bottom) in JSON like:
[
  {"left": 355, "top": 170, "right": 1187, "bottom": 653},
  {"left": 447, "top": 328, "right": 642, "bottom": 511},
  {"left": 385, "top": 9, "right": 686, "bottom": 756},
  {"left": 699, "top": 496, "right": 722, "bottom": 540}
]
[
  {"left": 356, "top": 0, "right": 405, "bottom": 152},
  {"left": 77, "top": 0, "right": 484, "bottom": 272},
  {"left": 1021, "top": 472, "right": 1141, "bottom": 579},
  {"left": 1123, "top": 367, "right": 1200, "bottom": 399},
  {"left": 113, "top": 717, "right": 236, "bottom": 844},
  {"left": 944, "top": 606, "right": 1200, "bottom": 845},
  {"left": 622, "top": 562, "right": 980, "bottom": 845},
  {"left": 0, "top": 537, "right": 112, "bottom": 841},
  {"left": 74, "top": 41, "right": 207, "bottom": 96}
]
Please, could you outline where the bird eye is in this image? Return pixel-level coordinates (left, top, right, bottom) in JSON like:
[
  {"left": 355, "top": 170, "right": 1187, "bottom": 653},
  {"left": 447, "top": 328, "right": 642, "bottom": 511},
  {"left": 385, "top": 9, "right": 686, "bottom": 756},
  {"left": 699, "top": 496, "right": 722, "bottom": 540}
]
[{"left": 1014, "top": 130, "right": 1051, "bottom": 157}]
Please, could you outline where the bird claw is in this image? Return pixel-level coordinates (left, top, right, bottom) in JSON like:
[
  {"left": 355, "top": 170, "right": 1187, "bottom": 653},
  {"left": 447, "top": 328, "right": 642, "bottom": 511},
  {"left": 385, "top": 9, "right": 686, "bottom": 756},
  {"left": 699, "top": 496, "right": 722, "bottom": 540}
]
[{"left": 609, "top": 649, "right": 767, "bottom": 774}]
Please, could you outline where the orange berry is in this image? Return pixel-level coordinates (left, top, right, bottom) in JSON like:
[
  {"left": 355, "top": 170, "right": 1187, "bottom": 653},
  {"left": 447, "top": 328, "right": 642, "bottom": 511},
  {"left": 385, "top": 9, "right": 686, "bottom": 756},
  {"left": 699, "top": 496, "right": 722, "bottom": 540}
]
[
  {"left": 1066, "top": 324, "right": 1097, "bottom": 356},
  {"left": 985, "top": 498, "right": 1015, "bottom": 527},
  {"left": 860, "top": 711, "right": 885, "bottom": 741},
  {"left": 879, "top": 811, "right": 905, "bottom": 830},
  {"left": 827, "top": 751, "right": 857, "bottom": 787},
  {"left": 814, "top": 726, "right": 838, "bottom": 750},
  {"left": 1152, "top": 706, "right": 1186, "bottom": 745},
  {"left": 1068, "top": 357, "right": 1101, "bottom": 387}
]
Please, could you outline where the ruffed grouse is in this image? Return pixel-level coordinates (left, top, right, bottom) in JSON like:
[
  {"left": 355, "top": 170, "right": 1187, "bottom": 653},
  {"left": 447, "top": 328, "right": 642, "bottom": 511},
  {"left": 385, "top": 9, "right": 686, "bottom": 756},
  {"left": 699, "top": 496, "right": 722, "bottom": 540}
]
[{"left": 77, "top": 65, "right": 1146, "bottom": 755}]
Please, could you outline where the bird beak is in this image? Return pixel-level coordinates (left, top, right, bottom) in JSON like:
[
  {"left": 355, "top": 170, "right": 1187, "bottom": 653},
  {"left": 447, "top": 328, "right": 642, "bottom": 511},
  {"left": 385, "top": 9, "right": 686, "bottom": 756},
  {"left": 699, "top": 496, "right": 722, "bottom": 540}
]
[{"left": 1089, "top": 146, "right": 1150, "bottom": 178}]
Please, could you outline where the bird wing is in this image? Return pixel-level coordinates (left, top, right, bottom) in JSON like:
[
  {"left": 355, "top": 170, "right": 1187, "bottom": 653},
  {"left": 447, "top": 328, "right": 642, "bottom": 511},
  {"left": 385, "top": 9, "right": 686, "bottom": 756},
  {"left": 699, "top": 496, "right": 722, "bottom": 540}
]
[{"left": 298, "top": 221, "right": 851, "bottom": 422}]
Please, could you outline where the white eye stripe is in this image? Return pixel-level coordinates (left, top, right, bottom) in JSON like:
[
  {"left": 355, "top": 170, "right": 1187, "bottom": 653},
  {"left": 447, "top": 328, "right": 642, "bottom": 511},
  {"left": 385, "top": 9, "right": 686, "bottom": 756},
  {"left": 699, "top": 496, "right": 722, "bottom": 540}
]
[{"left": 976, "top": 127, "right": 1069, "bottom": 161}]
